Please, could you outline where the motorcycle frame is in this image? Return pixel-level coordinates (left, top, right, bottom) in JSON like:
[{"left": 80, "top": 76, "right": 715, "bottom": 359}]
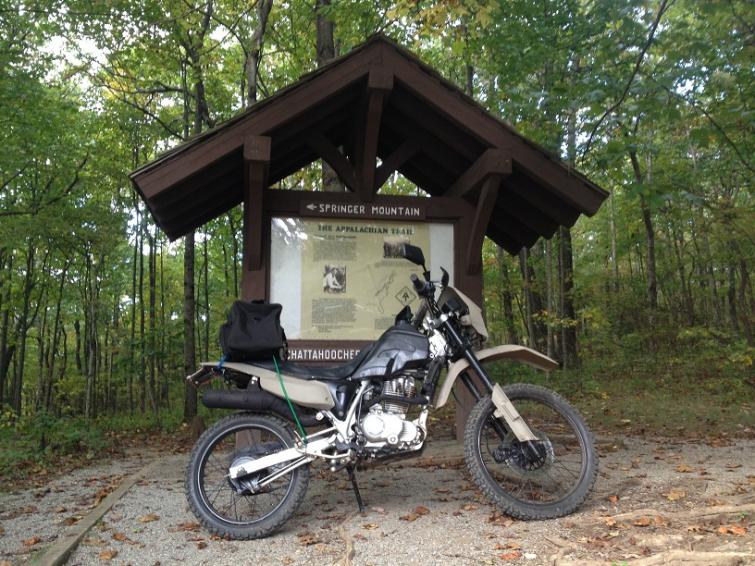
[{"left": 226, "top": 271, "right": 559, "bottom": 483}]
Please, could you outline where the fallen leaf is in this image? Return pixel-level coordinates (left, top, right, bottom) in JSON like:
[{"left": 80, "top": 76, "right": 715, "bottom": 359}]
[
  {"left": 399, "top": 513, "right": 419, "bottom": 522},
  {"left": 353, "top": 533, "right": 367, "bottom": 541},
  {"left": 0, "top": 560, "right": 12, "bottom": 566},
  {"left": 54, "top": 506, "right": 67, "bottom": 513},
  {"left": 653, "top": 515, "right": 669, "bottom": 527},
  {"left": 718, "top": 525, "right": 748, "bottom": 536},
  {"left": 281, "top": 558, "right": 294, "bottom": 566},
  {"left": 602, "top": 517, "right": 617, "bottom": 527},
  {"left": 413, "top": 506, "right": 430, "bottom": 516},
  {"left": 664, "top": 489, "right": 686, "bottom": 501},
  {"left": 370, "top": 506, "right": 385, "bottom": 514},
  {"left": 488, "top": 511, "right": 514, "bottom": 527},
  {"left": 82, "top": 537, "right": 106, "bottom": 546},
  {"left": 607, "top": 495, "right": 619, "bottom": 504},
  {"left": 633, "top": 516, "right": 652, "bottom": 527},
  {"left": 23, "top": 536, "right": 42, "bottom": 547},
  {"left": 494, "top": 542, "right": 521, "bottom": 550},
  {"left": 98, "top": 549, "right": 118, "bottom": 561},
  {"left": 175, "top": 521, "right": 201, "bottom": 532},
  {"left": 461, "top": 503, "right": 478, "bottom": 511},
  {"left": 686, "top": 524, "right": 704, "bottom": 532},
  {"left": 725, "top": 463, "right": 742, "bottom": 469},
  {"left": 61, "top": 516, "right": 80, "bottom": 526},
  {"left": 137, "top": 513, "right": 159, "bottom": 523},
  {"left": 112, "top": 532, "right": 138, "bottom": 545},
  {"left": 499, "top": 551, "right": 522, "bottom": 560},
  {"left": 362, "top": 523, "right": 379, "bottom": 530},
  {"left": 297, "top": 531, "right": 321, "bottom": 546},
  {"left": 196, "top": 541, "right": 207, "bottom": 549},
  {"left": 675, "top": 464, "right": 694, "bottom": 473}
]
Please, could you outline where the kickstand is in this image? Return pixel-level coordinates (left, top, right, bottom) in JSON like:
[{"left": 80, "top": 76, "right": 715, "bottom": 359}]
[{"left": 346, "top": 465, "right": 366, "bottom": 513}]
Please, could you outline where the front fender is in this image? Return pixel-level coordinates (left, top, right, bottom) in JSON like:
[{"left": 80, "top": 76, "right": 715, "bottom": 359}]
[{"left": 434, "top": 345, "right": 559, "bottom": 408}]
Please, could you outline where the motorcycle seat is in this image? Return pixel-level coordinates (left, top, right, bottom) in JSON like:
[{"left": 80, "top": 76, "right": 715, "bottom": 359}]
[{"left": 252, "top": 343, "right": 375, "bottom": 381}]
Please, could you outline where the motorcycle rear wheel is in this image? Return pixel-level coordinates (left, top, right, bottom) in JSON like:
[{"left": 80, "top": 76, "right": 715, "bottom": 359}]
[
  {"left": 185, "top": 412, "right": 309, "bottom": 539},
  {"left": 464, "top": 383, "right": 597, "bottom": 520}
]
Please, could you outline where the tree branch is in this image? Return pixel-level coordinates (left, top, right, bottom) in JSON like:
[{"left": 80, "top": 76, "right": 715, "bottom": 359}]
[{"left": 582, "top": 0, "right": 672, "bottom": 159}]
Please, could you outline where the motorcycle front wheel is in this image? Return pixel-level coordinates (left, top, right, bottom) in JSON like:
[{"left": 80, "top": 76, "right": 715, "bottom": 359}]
[
  {"left": 464, "top": 383, "right": 597, "bottom": 520},
  {"left": 185, "top": 413, "right": 309, "bottom": 539}
]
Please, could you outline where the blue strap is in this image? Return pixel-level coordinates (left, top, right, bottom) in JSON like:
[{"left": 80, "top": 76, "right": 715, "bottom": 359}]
[{"left": 217, "top": 354, "right": 227, "bottom": 369}]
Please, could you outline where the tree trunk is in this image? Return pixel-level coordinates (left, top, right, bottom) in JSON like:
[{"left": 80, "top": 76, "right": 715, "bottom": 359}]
[
  {"left": 728, "top": 264, "right": 738, "bottom": 333},
  {"left": 497, "top": 247, "right": 519, "bottom": 344},
  {"left": 184, "top": 231, "right": 197, "bottom": 422},
  {"left": 559, "top": 226, "right": 578, "bottom": 367},
  {"left": 315, "top": 0, "right": 344, "bottom": 193},
  {"left": 139, "top": 212, "right": 146, "bottom": 413},
  {"left": 11, "top": 242, "right": 36, "bottom": 416},
  {"left": 203, "top": 228, "right": 210, "bottom": 360},
  {"left": 0, "top": 252, "right": 14, "bottom": 409},
  {"left": 129, "top": 197, "right": 139, "bottom": 414},
  {"left": 245, "top": 0, "right": 273, "bottom": 106},
  {"left": 629, "top": 149, "right": 658, "bottom": 310},
  {"left": 148, "top": 229, "right": 158, "bottom": 417}
]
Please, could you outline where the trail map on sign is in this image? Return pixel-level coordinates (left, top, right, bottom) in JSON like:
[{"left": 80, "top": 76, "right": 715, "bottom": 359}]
[
  {"left": 270, "top": 216, "right": 454, "bottom": 342},
  {"left": 299, "top": 219, "right": 429, "bottom": 339}
]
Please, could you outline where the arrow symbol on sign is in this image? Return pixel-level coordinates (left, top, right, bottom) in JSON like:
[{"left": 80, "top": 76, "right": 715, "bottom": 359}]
[{"left": 305, "top": 203, "right": 318, "bottom": 211}]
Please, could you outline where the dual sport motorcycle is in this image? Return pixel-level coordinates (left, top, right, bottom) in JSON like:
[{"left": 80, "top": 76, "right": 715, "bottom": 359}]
[{"left": 185, "top": 244, "right": 598, "bottom": 539}]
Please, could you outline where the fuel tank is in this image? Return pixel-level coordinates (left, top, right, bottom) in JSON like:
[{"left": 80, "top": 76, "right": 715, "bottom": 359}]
[{"left": 351, "top": 321, "right": 430, "bottom": 379}]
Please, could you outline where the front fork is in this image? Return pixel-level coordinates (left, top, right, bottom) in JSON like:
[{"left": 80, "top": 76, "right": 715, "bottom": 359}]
[{"left": 441, "top": 318, "right": 543, "bottom": 459}]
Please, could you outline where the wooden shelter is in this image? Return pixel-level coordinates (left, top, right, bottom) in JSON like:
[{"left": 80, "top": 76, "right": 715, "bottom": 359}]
[{"left": 131, "top": 34, "right": 607, "bottom": 432}]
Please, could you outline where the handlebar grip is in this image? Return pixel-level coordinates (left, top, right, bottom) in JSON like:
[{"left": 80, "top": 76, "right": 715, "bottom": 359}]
[{"left": 410, "top": 273, "right": 424, "bottom": 292}]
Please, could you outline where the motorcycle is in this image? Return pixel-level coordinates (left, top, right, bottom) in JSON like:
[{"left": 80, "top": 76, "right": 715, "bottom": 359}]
[{"left": 185, "top": 244, "right": 597, "bottom": 539}]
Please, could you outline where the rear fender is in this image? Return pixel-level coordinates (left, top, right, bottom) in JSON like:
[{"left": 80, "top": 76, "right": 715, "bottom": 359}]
[{"left": 434, "top": 345, "right": 558, "bottom": 408}]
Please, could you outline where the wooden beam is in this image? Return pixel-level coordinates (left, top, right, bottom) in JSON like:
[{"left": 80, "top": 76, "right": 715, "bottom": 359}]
[
  {"left": 133, "top": 46, "right": 380, "bottom": 199},
  {"left": 306, "top": 132, "right": 357, "bottom": 191},
  {"left": 504, "top": 174, "right": 580, "bottom": 227},
  {"left": 243, "top": 136, "right": 271, "bottom": 273},
  {"left": 374, "top": 139, "right": 419, "bottom": 190},
  {"left": 381, "top": 112, "right": 469, "bottom": 173},
  {"left": 388, "top": 90, "right": 481, "bottom": 161},
  {"left": 355, "top": 67, "right": 393, "bottom": 202},
  {"left": 387, "top": 51, "right": 607, "bottom": 214},
  {"left": 492, "top": 192, "right": 559, "bottom": 238},
  {"left": 447, "top": 149, "right": 512, "bottom": 198},
  {"left": 465, "top": 176, "right": 501, "bottom": 275}
]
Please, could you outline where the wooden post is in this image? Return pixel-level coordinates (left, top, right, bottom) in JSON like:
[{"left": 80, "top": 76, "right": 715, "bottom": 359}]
[
  {"left": 241, "top": 135, "right": 271, "bottom": 301},
  {"left": 448, "top": 153, "right": 511, "bottom": 442}
]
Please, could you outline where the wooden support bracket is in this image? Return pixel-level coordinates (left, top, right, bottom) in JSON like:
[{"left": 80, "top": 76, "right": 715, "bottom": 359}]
[
  {"left": 446, "top": 148, "right": 511, "bottom": 199},
  {"left": 465, "top": 175, "right": 502, "bottom": 275},
  {"left": 306, "top": 133, "right": 357, "bottom": 191},
  {"left": 374, "top": 138, "right": 419, "bottom": 191}
]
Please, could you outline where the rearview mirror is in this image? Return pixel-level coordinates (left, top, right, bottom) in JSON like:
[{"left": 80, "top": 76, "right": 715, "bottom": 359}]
[{"left": 399, "top": 244, "right": 426, "bottom": 267}]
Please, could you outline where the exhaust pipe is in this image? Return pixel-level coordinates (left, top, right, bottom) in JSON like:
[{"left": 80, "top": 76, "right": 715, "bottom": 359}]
[{"left": 201, "top": 388, "right": 320, "bottom": 427}]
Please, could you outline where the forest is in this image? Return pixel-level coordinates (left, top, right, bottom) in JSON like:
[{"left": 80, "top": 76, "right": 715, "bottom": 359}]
[{"left": 0, "top": 0, "right": 752, "bottom": 474}]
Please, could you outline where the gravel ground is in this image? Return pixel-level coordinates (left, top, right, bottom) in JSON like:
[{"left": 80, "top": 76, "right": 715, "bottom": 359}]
[
  {"left": 2, "top": 437, "right": 754, "bottom": 565},
  {"left": 0, "top": 448, "right": 159, "bottom": 564}
]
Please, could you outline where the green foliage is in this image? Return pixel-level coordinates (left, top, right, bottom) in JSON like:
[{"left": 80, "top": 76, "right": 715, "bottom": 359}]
[{"left": 0, "top": 0, "right": 752, "bottom": 479}]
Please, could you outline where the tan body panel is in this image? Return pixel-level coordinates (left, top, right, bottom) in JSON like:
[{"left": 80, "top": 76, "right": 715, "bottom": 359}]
[
  {"left": 201, "top": 361, "right": 335, "bottom": 410},
  {"left": 434, "top": 345, "right": 559, "bottom": 408}
]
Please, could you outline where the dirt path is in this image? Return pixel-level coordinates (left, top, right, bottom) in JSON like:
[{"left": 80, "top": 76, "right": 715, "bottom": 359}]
[{"left": 1, "top": 437, "right": 753, "bottom": 565}]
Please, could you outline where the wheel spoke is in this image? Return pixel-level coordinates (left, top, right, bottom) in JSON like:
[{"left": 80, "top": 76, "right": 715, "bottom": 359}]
[
  {"left": 196, "top": 422, "right": 298, "bottom": 526},
  {"left": 475, "top": 390, "right": 592, "bottom": 509}
]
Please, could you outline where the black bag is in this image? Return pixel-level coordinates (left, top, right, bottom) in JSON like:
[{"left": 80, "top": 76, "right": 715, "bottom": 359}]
[{"left": 219, "top": 300, "right": 287, "bottom": 362}]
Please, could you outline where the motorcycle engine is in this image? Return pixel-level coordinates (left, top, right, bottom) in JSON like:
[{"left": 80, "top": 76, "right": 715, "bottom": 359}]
[{"left": 359, "top": 373, "right": 423, "bottom": 447}]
